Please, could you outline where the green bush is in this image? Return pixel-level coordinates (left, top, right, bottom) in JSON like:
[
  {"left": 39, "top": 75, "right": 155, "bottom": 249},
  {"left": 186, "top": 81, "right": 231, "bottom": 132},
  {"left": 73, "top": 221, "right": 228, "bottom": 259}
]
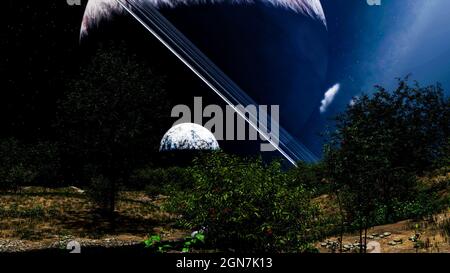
[
  {"left": 27, "top": 141, "right": 60, "bottom": 186},
  {"left": 167, "top": 153, "right": 320, "bottom": 253},
  {"left": 87, "top": 175, "right": 117, "bottom": 213},
  {"left": 130, "top": 167, "right": 194, "bottom": 196},
  {"left": 0, "top": 138, "right": 59, "bottom": 191},
  {"left": 287, "top": 162, "right": 328, "bottom": 196}
]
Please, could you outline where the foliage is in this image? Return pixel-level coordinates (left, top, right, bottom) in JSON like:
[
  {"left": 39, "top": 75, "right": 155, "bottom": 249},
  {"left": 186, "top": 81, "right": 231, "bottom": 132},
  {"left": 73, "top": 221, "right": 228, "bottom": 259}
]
[
  {"left": 167, "top": 152, "right": 320, "bottom": 253},
  {"left": 144, "top": 232, "right": 206, "bottom": 253},
  {"left": 86, "top": 175, "right": 118, "bottom": 213},
  {"left": 324, "top": 78, "right": 450, "bottom": 249},
  {"left": 331, "top": 78, "right": 449, "bottom": 175},
  {"left": 56, "top": 43, "right": 171, "bottom": 214},
  {"left": 129, "top": 166, "right": 194, "bottom": 196},
  {"left": 0, "top": 138, "right": 60, "bottom": 191},
  {"left": 288, "top": 162, "right": 328, "bottom": 196},
  {"left": 0, "top": 204, "right": 46, "bottom": 219}
]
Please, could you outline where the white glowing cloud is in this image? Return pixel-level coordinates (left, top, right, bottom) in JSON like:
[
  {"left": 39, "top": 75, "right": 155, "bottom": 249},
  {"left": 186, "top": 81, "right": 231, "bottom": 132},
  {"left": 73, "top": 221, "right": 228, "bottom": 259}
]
[{"left": 320, "top": 83, "right": 340, "bottom": 113}]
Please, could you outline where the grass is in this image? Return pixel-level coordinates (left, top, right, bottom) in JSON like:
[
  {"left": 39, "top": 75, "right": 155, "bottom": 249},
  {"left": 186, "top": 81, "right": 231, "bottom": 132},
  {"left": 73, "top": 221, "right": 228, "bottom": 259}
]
[
  {"left": 0, "top": 186, "right": 186, "bottom": 247},
  {"left": 1, "top": 185, "right": 449, "bottom": 253},
  {"left": 315, "top": 211, "right": 450, "bottom": 253}
]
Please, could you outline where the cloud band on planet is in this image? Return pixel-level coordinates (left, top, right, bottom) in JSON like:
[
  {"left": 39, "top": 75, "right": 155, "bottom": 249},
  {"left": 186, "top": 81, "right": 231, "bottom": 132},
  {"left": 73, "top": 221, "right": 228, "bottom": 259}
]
[
  {"left": 81, "top": 0, "right": 324, "bottom": 165},
  {"left": 81, "top": 0, "right": 327, "bottom": 38}
]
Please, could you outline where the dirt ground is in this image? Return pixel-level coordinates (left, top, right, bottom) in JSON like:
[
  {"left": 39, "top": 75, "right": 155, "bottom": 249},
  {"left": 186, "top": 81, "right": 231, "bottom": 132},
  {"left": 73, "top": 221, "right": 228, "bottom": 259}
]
[
  {"left": 316, "top": 211, "right": 450, "bottom": 253},
  {"left": 0, "top": 187, "right": 187, "bottom": 252},
  {"left": 1, "top": 186, "right": 449, "bottom": 253}
]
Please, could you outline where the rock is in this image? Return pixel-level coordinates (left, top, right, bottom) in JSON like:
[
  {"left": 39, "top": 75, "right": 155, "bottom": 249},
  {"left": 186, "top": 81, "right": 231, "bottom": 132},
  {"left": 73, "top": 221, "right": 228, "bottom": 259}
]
[
  {"left": 367, "top": 235, "right": 374, "bottom": 239},
  {"left": 383, "top": 232, "right": 391, "bottom": 237},
  {"left": 393, "top": 238, "right": 403, "bottom": 243},
  {"left": 68, "top": 186, "right": 85, "bottom": 194},
  {"left": 371, "top": 233, "right": 378, "bottom": 237},
  {"left": 379, "top": 234, "right": 385, "bottom": 238},
  {"left": 321, "top": 242, "right": 327, "bottom": 247},
  {"left": 388, "top": 241, "right": 397, "bottom": 246}
]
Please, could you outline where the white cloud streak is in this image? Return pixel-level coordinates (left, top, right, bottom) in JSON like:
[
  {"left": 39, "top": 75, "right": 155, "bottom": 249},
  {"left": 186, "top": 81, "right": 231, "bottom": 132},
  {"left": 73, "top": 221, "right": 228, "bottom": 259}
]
[{"left": 320, "top": 83, "right": 340, "bottom": 113}]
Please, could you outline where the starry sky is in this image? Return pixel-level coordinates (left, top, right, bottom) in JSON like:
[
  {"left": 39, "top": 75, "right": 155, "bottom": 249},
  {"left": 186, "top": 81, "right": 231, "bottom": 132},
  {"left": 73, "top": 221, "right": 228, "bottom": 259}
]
[
  {"left": 321, "top": 0, "right": 450, "bottom": 113},
  {"left": 2, "top": 0, "right": 449, "bottom": 159},
  {"left": 302, "top": 0, "right": 450, "bottom": 155}
]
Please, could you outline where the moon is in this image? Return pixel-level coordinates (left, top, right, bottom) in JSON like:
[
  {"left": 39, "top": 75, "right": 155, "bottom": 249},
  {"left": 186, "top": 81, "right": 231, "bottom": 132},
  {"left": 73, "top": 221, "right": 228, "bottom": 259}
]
[{"left": 160, "top": 123, "right": 220, "bottom": 152}]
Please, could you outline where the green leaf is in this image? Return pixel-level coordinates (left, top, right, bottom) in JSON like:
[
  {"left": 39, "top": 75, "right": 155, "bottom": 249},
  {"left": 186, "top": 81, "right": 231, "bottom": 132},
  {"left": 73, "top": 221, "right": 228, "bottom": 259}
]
[
  {"left": 195, "top": 233, "right": 205, "bottom": 243},
  {"left": 150, "top": 235, "right": 161, "bottom": 242},
  {"left": 182, "top": 248, "right": 190, "bottom": 253}
]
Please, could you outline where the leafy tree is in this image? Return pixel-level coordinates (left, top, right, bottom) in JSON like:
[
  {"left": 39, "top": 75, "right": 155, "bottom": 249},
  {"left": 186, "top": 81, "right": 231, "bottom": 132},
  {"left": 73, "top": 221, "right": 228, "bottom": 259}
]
[
  {"left": 168, "top": 152, "right": 320, "bottom": 252},
  {"left": 325, "top": 78, "right": 449, "bottom": 252},
  {"left": 56, "top": 44, "right": 171, "bottom": 217},
  {"left": 288, "top": 161, "right": 327, "bottom": 195}
]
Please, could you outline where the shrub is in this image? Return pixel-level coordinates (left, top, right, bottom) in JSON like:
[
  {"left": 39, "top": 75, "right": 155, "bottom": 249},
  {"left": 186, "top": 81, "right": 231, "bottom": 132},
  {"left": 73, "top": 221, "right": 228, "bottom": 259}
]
[
  {"left": 129, "top": 167, "right": 194, "bottom": 196},
  {"left": 87, "top": 175, "right": 118, "bottom": 214},
  {"left": 167, "top": 153, "right": 320, "bottom": 253},
  {"left": 27, "top": 141, "right": 60, "bottom": 186},
  {"left": 287, "top": 162, "right": 328, "bottom": 196},
  {"left": 0, "top": 138, "right": 59, "bottom": 191}
]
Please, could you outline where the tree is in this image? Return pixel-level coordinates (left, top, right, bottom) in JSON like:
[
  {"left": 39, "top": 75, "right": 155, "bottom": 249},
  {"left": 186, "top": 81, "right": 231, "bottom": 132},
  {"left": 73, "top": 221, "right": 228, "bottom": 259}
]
[
  {"left": 325, "top": 78, "right": 449, "bottom": 252},
  {"left": 288, "top": 161, "right": 327, "bottom": 195},
  {"left": 168, "top": 153, "right": 320, "bottom": 252},
  {"left": 56, "top": 43, "right": 171, "bottom": 218}
]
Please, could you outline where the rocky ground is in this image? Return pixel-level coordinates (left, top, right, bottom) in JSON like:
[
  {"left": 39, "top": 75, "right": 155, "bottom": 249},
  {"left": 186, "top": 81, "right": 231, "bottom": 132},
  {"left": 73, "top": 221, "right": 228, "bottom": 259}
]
[
  {"left": 316, "top": 211, "right": 450, "bottom": 253},
  {"left": 0, "top": 235, "right": 143, "bottom": 253},
  {"left": 0, "top": 187, "right": 187, "bottom": 253},
  {"left": 1, "top": 186, "right": 449, "bottom": 253}
]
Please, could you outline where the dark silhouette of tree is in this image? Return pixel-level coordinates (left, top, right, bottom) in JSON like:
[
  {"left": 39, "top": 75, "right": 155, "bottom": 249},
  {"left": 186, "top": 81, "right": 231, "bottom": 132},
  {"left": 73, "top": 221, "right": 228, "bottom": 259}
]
[{"left": 56, "top": 44, "right": 171, "bottom": 220}]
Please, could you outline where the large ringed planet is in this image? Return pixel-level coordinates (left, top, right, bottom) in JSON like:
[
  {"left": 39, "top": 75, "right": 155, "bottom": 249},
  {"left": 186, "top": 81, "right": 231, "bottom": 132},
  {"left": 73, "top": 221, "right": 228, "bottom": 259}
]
[
  {"left": 81, "top": 0, "right": 327, "bottom": 39},
  {"left": 80, "top": 0, "right": 329, "bottom": 158}
]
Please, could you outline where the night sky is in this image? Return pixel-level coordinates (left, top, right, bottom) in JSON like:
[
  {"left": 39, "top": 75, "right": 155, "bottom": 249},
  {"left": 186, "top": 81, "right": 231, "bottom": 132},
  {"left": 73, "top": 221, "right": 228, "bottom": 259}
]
[
  {"left": 2, "top": 0, "right": 449, "bottom": 159},
  {"left": 305, "top": 0, "right": 450, "bottom": 154},
  {"left": 322, "top": 0, "right": 450, "bottom": 113}
]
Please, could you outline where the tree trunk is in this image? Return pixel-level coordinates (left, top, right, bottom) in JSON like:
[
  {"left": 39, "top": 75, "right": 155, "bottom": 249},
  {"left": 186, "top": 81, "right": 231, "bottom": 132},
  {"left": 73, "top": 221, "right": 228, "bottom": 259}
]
[
  {"left": 359, "top": 227, "right": 363, "bottom": 253},
  {"left": 336, "top": 191, "right": 344, "bottom": 253},
  {"left": 364, "top": 226, "right": 368, "bottom": 253},
  {"left": 108, "top": 179, "right": 116, "bottom": 229}
]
